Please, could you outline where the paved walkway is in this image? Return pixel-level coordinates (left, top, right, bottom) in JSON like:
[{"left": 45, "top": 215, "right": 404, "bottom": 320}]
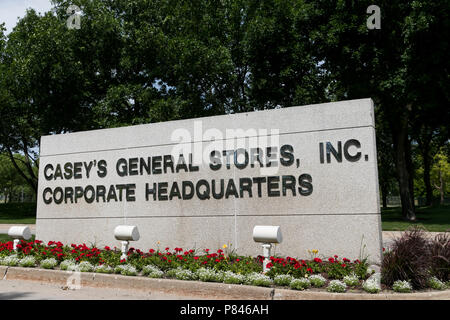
[
  {"left": 382, "top": 231, "right": 446, "bottom": 249},
  {"left": 0, "top": 278, "right": 194, "bottom": 300}
]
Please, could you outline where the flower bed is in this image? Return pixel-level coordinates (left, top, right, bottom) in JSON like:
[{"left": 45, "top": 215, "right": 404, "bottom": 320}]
[{"left": 0, "top": 239, "right": 448, "bottom": 294}]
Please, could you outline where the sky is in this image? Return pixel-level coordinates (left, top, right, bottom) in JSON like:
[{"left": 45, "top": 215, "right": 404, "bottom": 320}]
[{"left": 0, "top": 0, "right": 53, "bottom": 34}]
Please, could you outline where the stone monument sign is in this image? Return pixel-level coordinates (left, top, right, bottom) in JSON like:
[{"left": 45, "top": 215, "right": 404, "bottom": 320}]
[{"left": 36, "top": 98, "right": 383, "bottom": 263}]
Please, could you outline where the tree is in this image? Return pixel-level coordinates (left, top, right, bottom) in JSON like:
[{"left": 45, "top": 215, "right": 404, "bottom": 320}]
[
  {"left": 309, "top": 0, "right": 450, "bottom": 220},
  {"left": 431, "top": 150, "right": 450, "bottom": 205},
  {"left": 0, "top": 153, "right": 36, "bottom": 202},
  {"left": 0, "top": 2, "right": 124, "bottom": 193}
]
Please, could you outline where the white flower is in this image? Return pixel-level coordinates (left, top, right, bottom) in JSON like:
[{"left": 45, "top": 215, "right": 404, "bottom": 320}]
[
  {"left": 77, "top": 261, "right": 94, "bottom": 272},
  {"left": 114, "top": 264, "right": 137, "bottom": 276},
  {"left": 19, "top": 256, "right": 36, "bottom": 267},
  {"left": 290, "top": 278, "right": 311, "bottom": 291},
  {"left": 273, "top": 274, "right": 294, "bottom": 286},
  {"left": 428, "top": 277, "right": 446, "bottom": 290},
  {"left": 94, "top": 264, "right": 113, "bottom": 274},
  {"left": 174, "top": 268, "right": 195, "bottom": 281},
  {"left": 142, "top": 265, "right": 164, "bottom": 278},
  {"left": 309, "top": 274, "right": 326, "bottom": 287},
  {"left": 343, "top": 273, "right": 359, "bottom": 287},
  {"left": 362, "top": 277, "right": 381, "bottom": 293},
  {"left": 2, "top": 255, "right": 20, "bottom": 266},
  {"left": 326, "top": 280, "right": 347, "bottom": 293},
  {"left": 223, "top": 271, "right": 245, "bottom": 284},
  {"left": 195, "top": 268, "right": 224, "bottom": 282},
  {"left": 40, "top": 258, "right": 58, "bottom": 269},
  {"left": 60, "top": 259, "right": 77, "bottom": 271},
  {"left": 392, "top": 280, "right": 413, "bottom": 293},
  {"left": 245, "top": 272, "right": 273, "bottom": 287}
]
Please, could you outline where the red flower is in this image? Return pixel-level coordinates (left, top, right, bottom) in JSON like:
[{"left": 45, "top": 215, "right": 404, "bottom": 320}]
[
  {"left": 307, "top": 268, "right": 313, "bottom": 273},
  {"left": 328, "top": 257, "right": 335, "bottom": 263},
  {"left": 266, "top": 262, "right": 273, "bottom": 269},
  {"left": 236, "top": 258, "right": 240, "bottom": 262},
  {"left": 193, "top": 256, "right": 199, "bottom": 260},
  {"left": 314, "top": 258, "right": 322, "bottom": 263}
]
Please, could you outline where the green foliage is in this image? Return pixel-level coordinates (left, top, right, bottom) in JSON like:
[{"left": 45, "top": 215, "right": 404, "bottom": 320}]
[
  {"left": 244, "top": 272, "right": 273, "bottom": 287},
  {"left": 40, "top": 258, "right": 58, "bottom": 269},
  {"left": 309, "top": 274, "right": 326, "bottom": 287},
  {"left": 343, "top": 274, "right": 360, "bottom": 287},
  {"left": 289, "top": 278, "right": 310, "bottom": 291},
  {"left": 273, "top": 274, "right": 294, "bottom": 286},
  {"left": 428, "top": 277, "right": 446, "bottom": 290},
  {"left": 0, "top": 202, "right": 36, "bottom": 224},
  {"left": 392, "top": 280, "right": 413, "bottom": 293},
  {"left": 326, "top": 280, "right": 347, "bottom": 293}
]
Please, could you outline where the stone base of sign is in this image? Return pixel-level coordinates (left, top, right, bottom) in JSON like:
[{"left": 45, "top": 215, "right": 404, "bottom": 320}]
[{"left": 37, "top": 213, "right": 382, "bottom": 263}]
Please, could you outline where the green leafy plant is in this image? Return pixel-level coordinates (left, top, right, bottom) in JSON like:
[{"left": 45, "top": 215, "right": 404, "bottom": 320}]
[
  {"left": 362, "top": 277, "right": 381, "bottom": 294},
  {"left": 428, "top": 276, "right": 446, "bottom": 290},
  {"left": 392, "top": 280, "right": 413, "bottom": 293},
  {"left": 309, "top": 274, "right": 326, "bottom": 287},
  {"left": 78, "top": 261, "right": 94, "bottom": 272},
  {"left": 244, "top": 272, "right": 273, "bottom": 287},
  {"left": 327, "top": 280, "right": 347, "bottom": 293},
  {"left": 40, "top": 258, "right": 58, "bottom": 269},
  {"left": 142, "top": 265, "right": 164, "bottom": 278},
  {"left": 222, "top": 271, "right": 245, "bottom": 284},
  {"left": 273, "top": 274, "right": 294, "bottom": 286},
  {"left": 114, "top": 264, "right": 137, "bottom": 276},
  {"left": 94, "top": 264, "right": 113, "bottom": 274},
  {"left": 18, "top": 256, "right": 36, "bottom": 267},
  {"left": 343, "top": 273, "right": 360, "bottom": 287},
  {"left": 289, "top": 278, "right": 310, "bottom": 291}
]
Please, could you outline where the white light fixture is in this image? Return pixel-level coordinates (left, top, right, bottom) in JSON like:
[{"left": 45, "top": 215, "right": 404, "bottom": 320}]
[
  {"left": 114, "top": 225, "right": 140, "bottom": 261},
  {"left": 8, "top": 226, "right": 32, "bottom": 251},
  {"left": 253, "top": 225, "right": 282, "bottom": 273}
]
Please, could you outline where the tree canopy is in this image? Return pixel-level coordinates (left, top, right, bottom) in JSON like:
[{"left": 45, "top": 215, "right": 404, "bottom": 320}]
[{"left": 0, "top": 0, "right": 448, "bottom": 215}]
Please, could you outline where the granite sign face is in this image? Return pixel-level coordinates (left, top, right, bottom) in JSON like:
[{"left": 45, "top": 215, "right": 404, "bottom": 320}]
[{"left": 36, "top": 98, "right": 383, "bottom": 263}]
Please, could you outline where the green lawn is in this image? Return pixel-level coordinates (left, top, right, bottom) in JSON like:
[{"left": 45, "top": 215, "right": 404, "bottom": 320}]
[
  {"left": 0, "top": 202, "right": 36, "bottom": 224},
  {"left": 381, "top": 204, "right": 450, "bottom": 232},
  {"left": 0, "top": 234, "right": 35, "bottom": 242}
]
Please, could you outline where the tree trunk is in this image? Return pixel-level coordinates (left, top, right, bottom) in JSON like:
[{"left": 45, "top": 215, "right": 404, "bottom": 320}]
[
  {"left": 423, "top": 149, "right": 433, "bottom": 205},
  {"left": 381, "top": 182, "right": 388, "bottom": 209},
  {"left": 392, "top": 113, "right": 416, "bottom": 221},
  {"left": 5, "top": 146, "right": 38, "bottom": 195},
  {"left": 418, "top": 132, "right": 434, "bottom": 206}
]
